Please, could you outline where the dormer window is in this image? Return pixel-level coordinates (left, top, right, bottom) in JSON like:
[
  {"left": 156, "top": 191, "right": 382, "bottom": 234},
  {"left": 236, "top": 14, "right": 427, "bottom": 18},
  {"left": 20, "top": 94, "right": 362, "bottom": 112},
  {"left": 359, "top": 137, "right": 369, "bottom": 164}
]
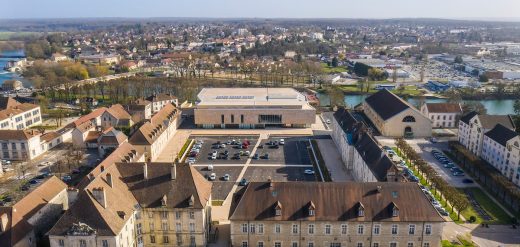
[
  {"left": 357, "top": 202, "right": 365, "bottom": 217},
  {"left": 161, "top": 195, "right": 167, "bottom": 206},
  {"left": 188, "top": 195, "right": 194, "bottom": 207},
  {"left": 308, "top": 201, "right": 315, "bottom": 216},
  {"left": 274, "top": 201, "right": 282, "bottom": 216},
  {"left": 391, "top": 202, "right": 399, "bottom": 217}
]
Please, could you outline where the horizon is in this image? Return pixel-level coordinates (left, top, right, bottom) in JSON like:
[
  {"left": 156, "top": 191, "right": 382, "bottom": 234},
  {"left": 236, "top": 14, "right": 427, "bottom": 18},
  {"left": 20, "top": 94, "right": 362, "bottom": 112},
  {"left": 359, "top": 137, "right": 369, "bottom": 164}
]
[{"left": 3, "top": 0, "right": 520, "bottom": 20}]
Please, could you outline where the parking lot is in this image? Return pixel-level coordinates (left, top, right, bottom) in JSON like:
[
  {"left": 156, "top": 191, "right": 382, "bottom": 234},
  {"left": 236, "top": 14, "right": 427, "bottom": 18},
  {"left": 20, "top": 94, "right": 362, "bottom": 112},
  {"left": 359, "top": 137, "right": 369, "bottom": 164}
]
[{"left": 187, "top": 135, "right": 316, "bottom": 201}]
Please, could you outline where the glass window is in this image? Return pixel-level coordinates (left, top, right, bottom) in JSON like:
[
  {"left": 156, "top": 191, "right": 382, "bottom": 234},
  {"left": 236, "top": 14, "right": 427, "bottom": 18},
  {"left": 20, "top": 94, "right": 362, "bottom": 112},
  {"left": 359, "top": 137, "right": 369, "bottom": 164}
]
[
  {"left": 79, "top": 240, "right": 87, "bottom": 247},
  {"left": 258, "top": 242, "right": 264, "bottom": 247},
  {"left": 409, "top": 225, "right": 415, "bottom": 235},
  {"left": 308, "top": 224, "right": 314, "bottom": 234},
  {"left": 308, "top": 243, "right": 314, "bottom": 247},
  {"left": 189, "top": 222, "right": 195, "bottom": 233},
  {"left": 150, "top": 235, "right": 156, "bottom": 244},
  {"left": 58, "top": 240, "right": 64, "bottom": 247},
  {"left": 189, "top": 211, "right": 195, "bottom": 219},
  {"left": 242, "top": 241, "right": 248, "bottom": 247},
  {"left": 275, "top": 224, "right": 281, "bottom": 234},
  {"left": 176, "top": 211, "right": 181, "bottom": 219},
  {"left": 258, "top": 224, "right": 264, "bottom": 234},
  {"left": 425, "top": 225, "right": 432, "bottom": 235},
  {"left": 325, "top": 224, "right": 331, "bottom": 234},
  {"left": 373, "top": 224, "right": 380, "bottom": 235},
  {"left": 176, "top": 223, "right": 182, "bottom": 232},
  {"left": 408, "top": 243, "right": 414, "bottom": 247},
  {"left": 250, "top": 224, "right": 256, "bottom": 233},
  {"left": 162, "top": 222, "right": 168, "bottom": 231},
  {"left": 390, "top": 243, "right": 397, "bottom": 247},
  {"left": 242, "top": 223, "right": 248, "bottom": 233},
  {"left": 391, "top": 224, "right": 398, "bottom": 235},
  {"left": 341, "top": 224, "right": 347, "bottom": 234},
  {"left": 163, "top": 236, "right": 169, "bottom": 243},
  {"left": 275, "top": 242, "right": 281, "bottom": 247},
  {"left": 292, "top": 224, "right": 298, "bottom": 234},
  {"left": 357, "top": 225, "right": 364, "bottom": 235}
]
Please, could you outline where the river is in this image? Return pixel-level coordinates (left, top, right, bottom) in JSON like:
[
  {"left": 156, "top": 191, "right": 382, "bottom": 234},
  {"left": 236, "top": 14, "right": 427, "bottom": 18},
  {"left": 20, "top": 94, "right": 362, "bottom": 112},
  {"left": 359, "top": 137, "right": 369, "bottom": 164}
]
[
  {"left": 0, "top": 50, "right": 32, "bottom": 88},
  {"left": 316, "top": 93, "right": 516, "bottom": 115}
]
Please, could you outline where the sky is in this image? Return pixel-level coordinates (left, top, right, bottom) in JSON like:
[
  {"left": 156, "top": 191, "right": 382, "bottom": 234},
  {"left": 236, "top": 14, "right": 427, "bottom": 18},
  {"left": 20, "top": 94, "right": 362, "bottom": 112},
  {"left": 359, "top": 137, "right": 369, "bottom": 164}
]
[{"left": 2, "top": 0, "right": 520, "bottom": 20}]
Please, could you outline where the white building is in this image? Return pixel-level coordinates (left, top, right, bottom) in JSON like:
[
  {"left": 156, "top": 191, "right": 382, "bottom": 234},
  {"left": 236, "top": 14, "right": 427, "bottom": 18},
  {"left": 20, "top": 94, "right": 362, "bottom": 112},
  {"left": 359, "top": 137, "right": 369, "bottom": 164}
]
[
  {"left": 0, "top": 97, "right": 42, "bottom": 130},
  {"left": 481, "top": 124, "right": 520, "bottom": 187},
  {"left": 331, "top": 108, "right": 402, "bottom": 182},
  {"left": 458, "top": 112, "right": 515, "bottom": 157},
  {"left": 145, "top": 93, "right": 179, "bottom": 113},
  {"left": 0, "top": 129, "right": 68, "bottom": 161},
  {"left": 420, "top": 103, "right": 462, "bottom": 129}
]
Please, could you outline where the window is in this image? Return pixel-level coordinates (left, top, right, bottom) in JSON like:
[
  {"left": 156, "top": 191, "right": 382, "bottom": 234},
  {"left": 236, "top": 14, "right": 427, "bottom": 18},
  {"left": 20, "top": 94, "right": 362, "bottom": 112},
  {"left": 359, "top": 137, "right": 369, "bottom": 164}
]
[
  {"left": 403, "top": 116, "right": 416, "bottom": 122},
  {"left": 309, "top": 209, "right": 315, "bottom": 216},
  {"left": 357, "top": 225, "right": 364, "bottom": 235},
  {"left": 148, "top": 212, "right": 154, "bottom": 218},
  {"left": 242, "top": 241, "right": 248, "bottom": 247},
  {"left": 330, "top": 244, "right": 341, "bottom": 247},
  {"left": 425, "top": 224, "right": 432, "bottom": 235},
  {"left": 162, "top": 222, "right": 168, "bottom": 231},
  {"left": 275, "top": 242, "right": 282, "bottom": 247},
  {"left": 392, "top": 207, "right": 399, "bottom": 217},
  {"left": 176, "top": 211, "right": 181, "bottom": 219},
  {"left": 231, "top": 114, "right": 235, "bottom": 123},
  {"left": 161, "top": 211, "right": 168, "bottom": 219},
  {"left": 325, "top": 224, "right": 331, "bottom": 235},
  {"left": 163, "top": 236, "right": 169, "bottom": 244},
  {"left": 221, "top": 115, "right": 225, "bottom": 124},
  {"left": 241, "top": 114, "right": 244, "bottom": 123},
  {"left": 242, "top": 223, "right": 248, "bottom": 233},
  {"left": 391, "top": 224, "right": 398, "bottom": 235},
  {"left": 423, "top": 243, "right": 430, "bottom": 247},
  {"left": 409, "top": 225, "right": 415, "bottom": 235},
  {"left": 79, "top": 240, "right": 87, "bottom": 247},
  {"left": 275, "top": 224, "right": 281, "bottom": 234},
  {"left": 373, "top": 224, "right": 380, "bottom": 235},
  {"left": 308, "top": 224, "right": 314, "bottom": 234},
  {"left": 189, "top": 222, "right": 195, "bottom": 233},
  {"left": 189, "top": 212, "right": 195, "bottom": 219},
  {"left": 358, "top": 206, "right": 364, "bottom": 217},
  {"left": 292, "top": 224, "right": 299, "bottom": 234},
  {"left": 292, "top": 242, "right": 298, "bottom": 247},
  {"left": 341, "top": 224, "right": 347, "bottom": 234},
  {"left": 390, "top": 243, "right": 397, "bottom": 247},
  {"left": 373, "top": 243, "right": 379, "bottom": 247},
  {"left": 136, "top": 223, "right": 142, "bottom": 235},
  {"left": 258, "top": 224, "right": 264, "bottom": 234},
  {"left": 150, "top": 235, "right": 156, "bottom": 243},
  {"left": 258, "top": 115, "right": 283, "bottom": 124},
  {"left": 250, "top": 224, "right": 256, "bottom": 233},
  {"left": 258, "top": 242, "right": 264, "bottom": 247},
  {"left": 11, "top": 143, "right": 16, "bottom": 149},
  {"left": 357, "top": 243, "right": 363, "bottom": 247},
  {"left": 176, "top": 223, "right": 181, "bottom": 232},
  {"left": 308, "top": 243, "right": 314, "bottom": 247},
  {"left": 407, "top": 243, "right": 414, "bottom": 247},
  {"left": 177, "top": 235, "right": 183, "bottom": 245},
  {"left": 190, "top": 236, "right": 195, "bottom": 247}
]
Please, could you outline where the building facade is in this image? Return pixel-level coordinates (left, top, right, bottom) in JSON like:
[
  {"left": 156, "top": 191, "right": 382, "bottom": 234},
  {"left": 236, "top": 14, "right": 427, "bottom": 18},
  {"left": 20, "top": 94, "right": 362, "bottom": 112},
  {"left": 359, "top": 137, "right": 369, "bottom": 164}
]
[
  {"left": 420, "top": 103, "right": 462, "bottom": 129},
  {"left": 230, "top": 182, "right": 444, "bottom": 247},
  {"left": 194, "top": 88, "right": 315, "bottom": 129},
  {"left": 0, "top": 97, "right": 42, "bottom": 130},
  {"left": 363, "top": 90, "right": 431, "bottom": 138},
  {"left": 481, "top": 124, "right": 520, "bottom": 187}
]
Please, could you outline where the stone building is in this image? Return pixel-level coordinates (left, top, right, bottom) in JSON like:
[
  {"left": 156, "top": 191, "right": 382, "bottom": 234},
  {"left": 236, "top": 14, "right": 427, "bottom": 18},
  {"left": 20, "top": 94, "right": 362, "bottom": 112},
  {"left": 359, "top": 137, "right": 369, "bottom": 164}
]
[
  {"left": 420, "top": 103, "right": 462, "bottom": 129},
  {"left": 230, "top": 182, "right": 444, "bottom": 247}
]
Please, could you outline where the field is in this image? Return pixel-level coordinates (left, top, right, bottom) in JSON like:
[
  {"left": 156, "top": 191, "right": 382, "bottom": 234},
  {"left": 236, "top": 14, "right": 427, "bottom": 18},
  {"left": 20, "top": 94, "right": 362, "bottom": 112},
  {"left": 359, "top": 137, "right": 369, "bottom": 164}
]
[
  {"left": 321, "top": 63, "right": 347, "bottom": 73},
  {"left": 0, "top": 31, "right": 44, "bottom": 40}
]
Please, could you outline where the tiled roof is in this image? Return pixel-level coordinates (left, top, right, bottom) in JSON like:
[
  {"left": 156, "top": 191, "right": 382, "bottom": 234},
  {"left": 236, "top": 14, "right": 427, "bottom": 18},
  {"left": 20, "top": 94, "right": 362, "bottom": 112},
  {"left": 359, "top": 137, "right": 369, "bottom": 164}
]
[
  {"left": 354, "top": 132, "right": 395, "bottom": 181},
  {"left": 0, "top": 129, "right": 41, "bottom": 140},
  {"left": 478, "top": 114, "right": 515, "bottom": 130},
  {"left": 230, "top": 182, "right": 444, "bottom": 222},
  {"left": 460, "top": 111, "right": 478, "bottom": 124},
  {"left": 105, "top": 104, "right": 131, "bottom": 120},
  {"left": 425, "top": 103, "right": 462, "bottom": 113},
  {"left": 129, "top": 103, "right": 178, "bottom": 145},
  {"left": 0, "top": 102, "right": 39, "bottom": 122}
]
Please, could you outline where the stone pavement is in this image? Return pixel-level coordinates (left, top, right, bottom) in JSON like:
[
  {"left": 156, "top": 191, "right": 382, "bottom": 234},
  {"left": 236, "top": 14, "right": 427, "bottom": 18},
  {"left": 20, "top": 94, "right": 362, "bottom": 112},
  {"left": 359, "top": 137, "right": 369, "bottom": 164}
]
[
  {"left": 443, "top": 222, "right": 520, "bottom": 247},
  {"left": 316, "top": 139, "right": 354, "bottom": 181}
]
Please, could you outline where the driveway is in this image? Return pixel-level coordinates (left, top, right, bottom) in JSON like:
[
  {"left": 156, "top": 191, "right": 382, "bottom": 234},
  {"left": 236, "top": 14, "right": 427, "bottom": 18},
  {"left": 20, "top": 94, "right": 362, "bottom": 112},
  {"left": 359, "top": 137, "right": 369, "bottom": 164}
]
[{"left": 316, "top": 139, "right": 354, "bottom": 181}]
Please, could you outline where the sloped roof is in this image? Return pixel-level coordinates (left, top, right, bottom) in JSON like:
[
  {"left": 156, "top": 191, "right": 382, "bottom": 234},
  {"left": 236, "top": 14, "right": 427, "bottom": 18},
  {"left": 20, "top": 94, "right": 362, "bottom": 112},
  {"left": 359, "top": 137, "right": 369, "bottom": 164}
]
[
  {"left": 0, "top": 97, "right": 21, "bottom": 110},
  {"left": 460, "top": 111, "right": 478, "bottom": 124},
  {"left": 364, "top": 89, "right": 410, "bottom": 121},
  {"left": 425, "top": 103, "right": 462, "bottom": 113},
  {"left": 67, "top": 107, "right": 107, "bottom": 128},
  {"left": 230, "top": 182, "right": 444, "bottom": 222},
  {"left": 105, "top": 104, "right": 131, "bottom": 120},
  {"left": 116, "top": 163, "right": 212, "bottom": 209},
  {"left": 129, "top": 103, "right": 178, "bottom": 145},
  {"left": 478, "top": 114, "right": 515, "bottom": 130},
  {"left": 0, "top": 176, "right": 67, "bottom": 246},
  {"left": 484, "top": 124, "right": 519, "bottom": 146},
  {"left": 354, "top": 132, "right": 395, "bottom": 181},
  {"left": 0, "top": 129, "right": 41, "bottom": 140}
]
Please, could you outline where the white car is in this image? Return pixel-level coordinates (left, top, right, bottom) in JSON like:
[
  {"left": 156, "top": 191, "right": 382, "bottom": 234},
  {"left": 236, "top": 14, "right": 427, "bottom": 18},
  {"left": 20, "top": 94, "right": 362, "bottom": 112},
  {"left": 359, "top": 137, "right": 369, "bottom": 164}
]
[
  {"left": 211, "top": 154, "right": 217, "bottom": 160},
  {"left": 207, "top": 165, "right": 214, "bottom": 171},
  {"left": 187, "top": 157, "right": 196, "bottom": 163},
  {"left": 279, "top": 139, "right": 285, "bottom": 145},
  {"left": 209, "top": 173, "right": 216, "bottom": 181},
  {"left": 304, "top": 169, "right": 315, "bottom": 175},
  {"left": 326, "top": 119, "right": 331, "bottom": 124},
  {"left": 223, "top": 174, "right": 230, "bottom": 181}
]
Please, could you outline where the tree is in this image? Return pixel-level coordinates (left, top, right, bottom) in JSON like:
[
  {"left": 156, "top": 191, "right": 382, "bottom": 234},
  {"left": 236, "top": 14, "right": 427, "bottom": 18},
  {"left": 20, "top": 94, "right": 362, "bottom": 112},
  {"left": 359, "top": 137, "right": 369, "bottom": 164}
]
[
  {"left": 327, "top": 86, "right": 345, "bottom": 107},
  {"left": 462, "top": 102, "right": 487, "bottom": 115},
  {"left": 454, "top": 55, "right": 464, "bottom": 64},
  {"left": 367, "top": 68, "right": 387, "bottom": 81},
  {"left": 331, "top": 57, "right": 339, "bottom": 67}
]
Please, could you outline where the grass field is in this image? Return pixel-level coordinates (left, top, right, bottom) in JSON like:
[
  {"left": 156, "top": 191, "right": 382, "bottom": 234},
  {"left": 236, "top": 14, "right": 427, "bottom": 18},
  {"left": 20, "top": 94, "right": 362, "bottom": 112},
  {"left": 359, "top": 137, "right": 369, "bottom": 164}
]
[
  {"left": 460, "top": 187, "right": 511, "bottom": 224},
  {"left": 321, "top": 63, "right": 347, "bottom": 73},
  {"left": 0, "top": 31, "right": 43, "bottom": 40}
]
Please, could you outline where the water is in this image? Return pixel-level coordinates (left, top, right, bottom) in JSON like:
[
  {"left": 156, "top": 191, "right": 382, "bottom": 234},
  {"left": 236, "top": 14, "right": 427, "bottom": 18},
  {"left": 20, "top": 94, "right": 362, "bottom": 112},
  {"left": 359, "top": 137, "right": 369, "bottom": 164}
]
[
  {"left": 316, "top": 93, "right": 516, "bottom": 115},
  {"left": 0, "top": 50, "right": 31, "bottom": 88}
]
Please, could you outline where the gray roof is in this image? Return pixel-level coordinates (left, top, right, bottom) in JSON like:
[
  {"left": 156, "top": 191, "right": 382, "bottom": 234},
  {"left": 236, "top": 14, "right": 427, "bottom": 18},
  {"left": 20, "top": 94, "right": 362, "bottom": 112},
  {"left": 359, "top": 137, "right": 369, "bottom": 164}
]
[
  {"left": 364, "top": 89, "right": 410, "bottom": 121},
  {"left": 484, "top": 124, "right": 518, "bottom": 146}
]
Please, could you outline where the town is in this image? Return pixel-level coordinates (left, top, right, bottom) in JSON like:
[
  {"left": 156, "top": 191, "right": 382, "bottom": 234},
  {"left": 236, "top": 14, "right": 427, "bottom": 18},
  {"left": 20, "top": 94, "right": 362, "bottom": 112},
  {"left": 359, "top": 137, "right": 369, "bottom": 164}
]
[{"left": 1, "top": 10, "right": 520, "bottom": 247}]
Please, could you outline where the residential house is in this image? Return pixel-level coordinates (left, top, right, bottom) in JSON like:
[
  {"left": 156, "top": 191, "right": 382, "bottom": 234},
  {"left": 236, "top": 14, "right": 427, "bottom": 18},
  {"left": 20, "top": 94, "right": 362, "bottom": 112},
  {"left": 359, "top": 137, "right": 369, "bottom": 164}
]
[
  {"left": 0, "top": 176, "right": 69, "bottom": 247},
  {"left": 101, "top": 104, "right": 133, "bottom": 128},
  {"left": 97, "top": 128, "right": 128, "bottom": 157},
  {"left": 481, "top": 124, "right": 520, "bottom": 187},
  {"left": 126, "top": 99, "right": 152, "bottom": 122},
  {"left": 48, "top": 163, "right": 212, "bottom": 247},
  {"left": 145, "top": 93, "right": 179, "bottom": 113},
  {"left": 230, "top": 182, "right": 444, "bottom": 247},
  {"left": 420, "top": 103, "right": 462, "bottom": 129},
  {"left": 129, "top": 104, "right": 180, "bottom": 161},
  {"left": 458, "top": 112, "right": 515, "bottom": 156},
  {"left": 0, "top": 97, "right": 42, "bottom": 130}
]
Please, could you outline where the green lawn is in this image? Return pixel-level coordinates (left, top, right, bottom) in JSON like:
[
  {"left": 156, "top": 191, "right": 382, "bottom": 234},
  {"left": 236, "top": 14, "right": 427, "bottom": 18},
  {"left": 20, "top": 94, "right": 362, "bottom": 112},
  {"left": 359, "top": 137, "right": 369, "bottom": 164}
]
[
  {"left": 338, "top": 83, "right": 424, "bottom": 97},
  {"left": 0, "top": 31, "right": 43, "bottom": 40},
  {"left": 462, "top": 187, "right": 512, "bottom": 224},
  {"left": 321, "top": 63, "right": 347, "bottom": 73}
]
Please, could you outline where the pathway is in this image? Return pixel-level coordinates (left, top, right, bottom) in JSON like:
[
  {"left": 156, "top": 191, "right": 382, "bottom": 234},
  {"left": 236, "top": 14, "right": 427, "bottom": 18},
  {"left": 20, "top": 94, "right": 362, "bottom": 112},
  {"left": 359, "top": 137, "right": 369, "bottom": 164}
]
[{"left": 316, "top": 139, "right": 354, "bottom": 181}]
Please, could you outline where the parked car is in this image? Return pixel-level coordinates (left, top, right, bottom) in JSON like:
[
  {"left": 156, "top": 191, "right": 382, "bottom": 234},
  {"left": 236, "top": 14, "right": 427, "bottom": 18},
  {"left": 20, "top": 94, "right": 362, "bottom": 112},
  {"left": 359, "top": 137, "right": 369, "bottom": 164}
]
[
  {"left": 239, "top": 178, "right": 249, "bottom": 186},
  {"left": 452, "top": 172, "right": 465, "bottom": 176},
  {"left": 62, "top": 175, "right": 72, "bottom": 182},
  {"left": 462, "top": 179, "right": 474, "bottom": 184},
  {"left": 208, "top": 173, "right": 216, "bottom": 181},
  {"left": 326, "top": 119, "right": 331, "bottom": 124},
  {"left": 253, "top": 153, "right": 259, "bottom": 160},
  {"left": 262, "top": 153, "right": 270, "bottom": 159},
  {"left": 304, "top": 169, "right": 315, "bottom": 175},
  {"left": 187, "top": 157, "right": 196, "bottom": 163},
  {"left": 279, "top": 139, "right": 285, "bottom": 145},
  {"left": 223, "top": 174, "right": 230, "bottom": 181},
  {"left": 430, "top": 137, "right": 438, "bottom": 143}
]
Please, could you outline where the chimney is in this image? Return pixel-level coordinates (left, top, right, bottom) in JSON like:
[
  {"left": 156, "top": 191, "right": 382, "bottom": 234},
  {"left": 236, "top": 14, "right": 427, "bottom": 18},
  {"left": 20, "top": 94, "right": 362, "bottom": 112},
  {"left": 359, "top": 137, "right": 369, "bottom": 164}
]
[
  {"left": 171, "top": 163, "right": 177, "bottom": 180},
  {"left": 92, "top": 187, "right": 107, "bottom": 208},
  {"left": 143, "top": 162, "right": 148, "bottom": 179},
  {"left": 106, "top": 173, "right": 113, "bottom": 187}
]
